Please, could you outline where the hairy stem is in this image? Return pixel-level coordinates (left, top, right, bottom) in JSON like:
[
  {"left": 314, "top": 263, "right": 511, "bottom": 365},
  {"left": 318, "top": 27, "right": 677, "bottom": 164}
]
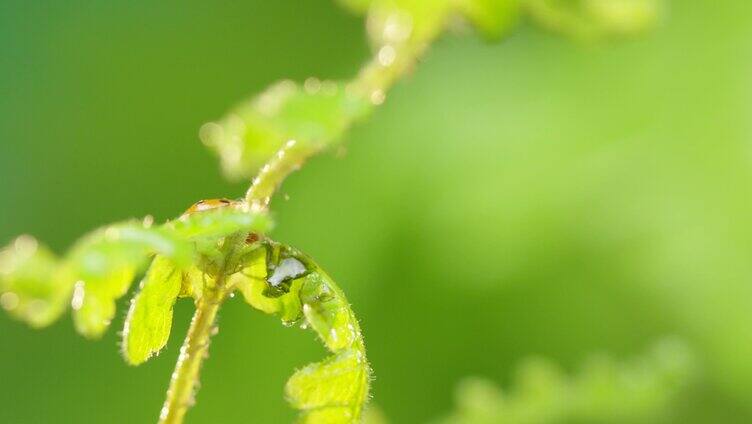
[
  {"left": 245, "top": 139, "right": 319, "bottom": 211},
  {"left": 159, "top": 282, "right": 226, "bottom": 424},
  {"left": 159, "top": 235, "right": 242, "bottom": 424}
]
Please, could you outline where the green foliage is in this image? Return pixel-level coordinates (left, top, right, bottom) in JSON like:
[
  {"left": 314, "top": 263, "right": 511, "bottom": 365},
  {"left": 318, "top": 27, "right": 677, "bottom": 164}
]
[
  {"left": 204, "top": 0, "right": 659, "bottom": 183},
  {"left": 0, "top": 0, "right": 666, "bottom": 423},
  {"left": 204, "top": 0, "right": 517, "bottom": 182},
  {"left": 233, "top": 241, "right": 370, "bottom": 423},
  {"left": 0, "top": 208, "right": 271, "bottom": 338},
  {"left": 122, "top": 255, "right": 183, "bottom": 365},
  {"left": 456, "top": 0, "right": 522, "bottom": 39},
  {"left": 0, "top": 236, "right": 69, "bottom": 328},
  {"left": 437, "top": 339, "right": 695, "bottom": 424},
  {"left": 524, "top": 0, "right": 662, "bottom": 40},
  {"left": 201, "top": 80, "right": 373, "bottom": 181},
  {"left": 337, "top": 0, "right": 521, "bottom": 39}
]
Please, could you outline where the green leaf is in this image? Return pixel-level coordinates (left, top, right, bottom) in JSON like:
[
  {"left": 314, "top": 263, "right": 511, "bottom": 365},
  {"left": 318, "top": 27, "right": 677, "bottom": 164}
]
[
  {"left": 337, "top": 0, "right": 521, "bottom": 42},
  {"left": 1, "top": 207, "right": 272, "bottom": 339},
  {"left": 122, "top": 255, "right": 183, "bottom": 365},
  {"left": 286, "top": 350, "right": 370, "bottom": 424},
  {"left": 0, "top": 236, "right": 71, "bottom": 328},
  {"left": 168, "top": 206, "right": 272, "bottom": 243},
  {"left": 524, "top": 0, "right": 662, "bottom": 41},
  {"left": 71, "top": 267, "right": 135, "bottom": 337},
  {"left": 456, "top": 0, "right": 521, "bottom": 39},
  {"left": 437, "top": 338, "right": 695, "bottom": 424},
  {"left": 299, "top": 271, "right": 360, "bottom": 352},
  {"left": 66, "top": 221, "right": 188, "bottom": 338},
  {"left": 232, "top": 244, "right": 306, "bottom": 324},
  {"left": 70, "top": 221, "right": 192, "bottom": 269},
  {"left": 232, "top": 247, "right": 279, "bottom": 313},
  {"left": 201, "top": 80, "right": 372, "bottom": 180},
  {"left": 234, "top": 241, "right": 371, "bottom": 423}
]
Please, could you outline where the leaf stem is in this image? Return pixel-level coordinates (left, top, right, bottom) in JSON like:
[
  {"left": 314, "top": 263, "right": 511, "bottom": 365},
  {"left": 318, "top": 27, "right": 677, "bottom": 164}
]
[
  {"left": 158, "top": 282, "right": 226, "bottom": 424},
  {"left": 159, "top": 235, "right": 243, "bottom": 424},
  {"left": 244, "top": 139, "right": 319, "bottom": 211}
]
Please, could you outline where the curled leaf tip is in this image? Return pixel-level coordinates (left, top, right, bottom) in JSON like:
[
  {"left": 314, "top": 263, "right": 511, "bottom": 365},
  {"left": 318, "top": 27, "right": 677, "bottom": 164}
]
[{"left": 234, "top": 240, "right": 371, "bottom": 422}]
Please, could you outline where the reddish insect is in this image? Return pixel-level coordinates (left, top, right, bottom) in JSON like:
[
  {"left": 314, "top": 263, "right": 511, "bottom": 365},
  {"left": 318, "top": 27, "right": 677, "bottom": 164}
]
[
  {"left": 183, "top": 198, "right": 236, "bottom": 215},
  {"left": 183, "top": 198, "right": 260, "bottom": 244}
]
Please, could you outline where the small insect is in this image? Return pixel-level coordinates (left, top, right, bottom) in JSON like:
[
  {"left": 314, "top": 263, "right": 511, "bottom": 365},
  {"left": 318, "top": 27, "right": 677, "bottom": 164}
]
[
  {"left": 182, "top": 198, "right": 261, "bottom": 245},
  {"left": 183, "top": 198, "right": 236, "bottom": 215}
]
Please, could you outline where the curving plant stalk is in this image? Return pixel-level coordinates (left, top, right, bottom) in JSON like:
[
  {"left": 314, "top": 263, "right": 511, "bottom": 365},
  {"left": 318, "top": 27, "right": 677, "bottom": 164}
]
[{"left": 0, "top": 0, "right": 659, "bottom": 423}]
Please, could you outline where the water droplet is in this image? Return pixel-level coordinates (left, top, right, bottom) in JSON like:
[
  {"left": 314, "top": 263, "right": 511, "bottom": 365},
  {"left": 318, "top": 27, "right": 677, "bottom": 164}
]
[
  {"left": 378, "top": 45, "right": 396, "bottom": 66},
  {"left": 383, "top": 12, "right": 413, "bottom": 43},
  {"left": 71, "top": 281, "right": 86, "bottom": 310},
  {"left": 143, "top": 215, "right": 155, "bottom": 228},
  {"left": 370, "top": 89, "right": 386, "bottom": 105},
  {"left": 282, "top": 318, "right": 297, "bottom": 328},
  {"left": 105, "top": 226, "right": 121, "bottom": 241},
  {"left": 198, "top": 122, "right": 224, "bottom": 147},
  {"left": 304, "top": 77, "right": 322, "bottom": 94},
  {"left": 0, "top": 292, "right": 20, "bottom": 311},
  {"left": 13, "top": 235, "right": 38, "bottom": 257},
  {"left": 159, "top": 405, "right": 170, "bottom": 420}
]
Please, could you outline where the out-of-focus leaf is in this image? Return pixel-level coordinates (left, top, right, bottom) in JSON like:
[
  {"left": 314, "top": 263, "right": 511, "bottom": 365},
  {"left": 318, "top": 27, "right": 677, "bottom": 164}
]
[
  {"left": 235, "top": 241, "right": 371, "bottom": 423},
  {"left": 1, "top": 207, "right": 272, "bottom": 339},
  {"left": 338, "top": 0, "right": 521, "bottom": 42},
  {"left": 68, "top": 210, "right": 270, "bottom": 338},
  {"left": 66, "top": 221, "right": 189, "bottom": 338},
  {"left": 201, "top": 80, "right": 372, "bottom": 180},
  {"left": 583, "top": 0, "right": 662, "bottom": 34},
  {"left": 0, "top": 236, "right": 71, "bottom": 328},
  {"left": 524, "top": 0, "right": 662, "bottom": 40},
  {"left": 122, "top": 255, "right": 183, "bottom": 365},
  {"left": 437, "top": 339, "right": 695, "bottom": 424},
  {"left": 72, "top": 267, "right": 135, "bottom": 337},
  {"left": 365, "top": 0, "right": 453, "bottom": 48},
  {"left": 456, "top": 0, "right": 521, "bottom": 39}
]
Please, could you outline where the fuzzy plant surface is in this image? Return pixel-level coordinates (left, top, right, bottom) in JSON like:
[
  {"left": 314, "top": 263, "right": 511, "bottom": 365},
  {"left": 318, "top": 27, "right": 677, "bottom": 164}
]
[
  {"left": 0, "top": 0, "right": 661, "bottom": 423},
  {"left": 435, "top": 339, "right": 695, "bottom": 424}
]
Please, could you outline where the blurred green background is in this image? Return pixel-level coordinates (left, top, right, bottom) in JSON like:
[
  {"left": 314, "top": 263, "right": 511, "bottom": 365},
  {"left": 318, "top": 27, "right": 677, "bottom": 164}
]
[{"left": 2, "top": 0, "right": 752, "bottom": 422}]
